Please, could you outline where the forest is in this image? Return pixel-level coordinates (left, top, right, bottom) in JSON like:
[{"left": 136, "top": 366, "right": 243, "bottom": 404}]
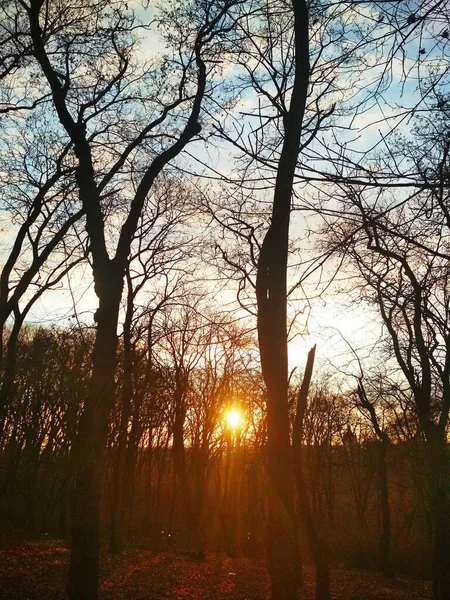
[{"left": 0, "top": 1, "right": 449, "bottom": 599}]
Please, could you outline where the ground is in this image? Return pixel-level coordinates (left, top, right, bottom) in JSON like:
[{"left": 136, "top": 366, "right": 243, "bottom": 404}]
[{"left": 0, "top": 540, "right": 430, "bottom": 600}]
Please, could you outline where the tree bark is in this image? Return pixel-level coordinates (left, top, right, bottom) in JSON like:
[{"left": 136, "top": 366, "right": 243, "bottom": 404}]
[
  {"left": 110, "top": 282, "right": 134, "bottom": 553},
  {"left": 0, "top": 316, "right": 23, "bottom": 437},
  {"left": 67, "top": 273, "right": 123, "bottom": 600},
  {"left": 109, "top": 379, "right": 132, "bottom": 553}
]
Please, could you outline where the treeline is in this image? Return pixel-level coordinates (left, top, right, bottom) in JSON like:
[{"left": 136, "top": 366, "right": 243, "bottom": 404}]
[{"left": 0, "top": 323, "right": 432, "bottom": 575}]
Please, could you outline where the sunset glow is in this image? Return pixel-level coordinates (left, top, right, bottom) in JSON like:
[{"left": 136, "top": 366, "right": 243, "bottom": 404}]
[
  {"left": 1, "top": 0, "right": 445, "bottom": 597},
  {"left": 225, "top": 408, "right": 243, "bottom": 431}
]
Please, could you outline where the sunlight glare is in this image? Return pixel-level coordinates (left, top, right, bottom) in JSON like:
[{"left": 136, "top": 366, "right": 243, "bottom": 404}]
[{"left": 225, "top": 409, "right": 243, "bottom": 430}]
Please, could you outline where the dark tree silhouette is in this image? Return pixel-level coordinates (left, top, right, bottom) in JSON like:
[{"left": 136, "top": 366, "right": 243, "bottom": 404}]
[
  {"left": 329, "top": 122, "right": 450, "bottom": 596},
  {"left": 8, "top": 1, "right": 241, "bottom": 596}
]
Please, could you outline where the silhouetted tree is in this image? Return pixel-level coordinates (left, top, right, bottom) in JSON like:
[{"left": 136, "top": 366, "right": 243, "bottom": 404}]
[
  {"left": 329, "top": 114, "right": 450, "bottom": 596},
  {"left": 8, "top": 0, "right": 241, "bottom": 596}
]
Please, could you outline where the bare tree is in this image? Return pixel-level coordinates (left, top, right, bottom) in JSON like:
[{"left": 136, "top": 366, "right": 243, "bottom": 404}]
[
  {"left": 329, "top": 119, "right": 450, "bottom": 596},
  {"left": 4, "top": 1, "right": 241, "bottom": 596},
  {"left": 252, "top": 1, "right": 309, "bottom": 594},
  {"left": 0, "top": 111, "right": 88, "bottom": 432}
]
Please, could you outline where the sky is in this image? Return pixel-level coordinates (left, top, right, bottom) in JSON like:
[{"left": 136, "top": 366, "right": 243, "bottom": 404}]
[{"left": 1, "top": 0, "right": 448, "bottom": 385}]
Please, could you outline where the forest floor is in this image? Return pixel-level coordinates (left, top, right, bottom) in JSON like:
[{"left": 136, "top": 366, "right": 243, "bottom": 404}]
[{"left": 0, "top": 539, "right": 431, "bottom": 600}]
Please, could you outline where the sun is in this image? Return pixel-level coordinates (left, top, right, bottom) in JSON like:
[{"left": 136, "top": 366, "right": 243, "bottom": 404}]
[{"left": 225, "top": 408, "right": 243, "bottom": 430}]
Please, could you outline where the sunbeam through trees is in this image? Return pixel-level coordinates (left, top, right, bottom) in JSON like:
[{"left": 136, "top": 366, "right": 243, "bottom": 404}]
[{"left": 1, "top": 1, "right": 450, "bottom": 599}]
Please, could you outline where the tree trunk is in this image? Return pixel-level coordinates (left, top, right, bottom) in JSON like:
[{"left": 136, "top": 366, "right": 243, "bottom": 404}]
[
  {"left": 377, "top": 438, "right": 393, "bottom": 577},
  {"left": 356, "top": 383, "right": 393, "bottom": 578},
  {"left": 428, "top": 430, "right": 450, "bottom": 600},
  {"left": 172, "top": 387, "right": 190, "bottom": 538},
  {"left": 221, "top": 436, "right": 233, "bottom": 554},
  {"left": 255, "top": 1, "right": 309, "bottom": 597},
  {"left": 188, "top": 446, "right": 208, "bottom": 556},
  {"left": 122, "top": 401, "right": 143, "bottom": 542},
  {"left": 223, "top": 434, "right": 240, "bottom": 557},
  {"left": 0, "top": 314, "right": 25, "bottom": 436},
  {"left": 67, "top": 276, "right": 122, "bottom": 600},
  {"left": 266, "top": 398, "right": 302, "bottom": 599},
  {"left": 173, "top": 406, "right": 186, "bottom": 485},
  {"left": 109, "top": 388, "right": 132, "bottom": 553},
  {"left": 110, "top": 300, "right": 134, "bottom": 553}
]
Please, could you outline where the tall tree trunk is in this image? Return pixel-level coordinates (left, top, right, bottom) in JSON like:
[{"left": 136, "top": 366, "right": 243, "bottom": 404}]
[
  {"left": 0, "top": 313, "right": 25, "bottom": 436},
  {"left": 110, "top": 283, "right": 134, "bottom": 553},
  {"left": 173, "top": 404, "right": 186, "bottom": 485},
  {"left": 221, "top": 434, "right": 236, "bottom": 556},
  {"left": 255, "top": 1, "right": 309, "bottom": 597},
  {"left": 427, "top": 428, "right": 450, "bottom": 600},
  {"left": 121, "top": 385, "right": 144, "bottom": 542},
  {"left": 67, "top": 274, "right": 123, "bottom": 600},
  {"left": 188, "top": 445, "right": 208, "bottom": 556},
  {"left": 172, "top": 384, "right": 190, "bottom": 536},
  {"left": 377, "top": 437, "right": 392, "bottom": 578},
  {"left": 109, "top": 378, "right": 132, "bottom": 552},
  {"left": 24, "top": 2, "right": 238, "bottom": 595},
  {"left": 122, "top": 423, "right": 141, "bottom": 542}
]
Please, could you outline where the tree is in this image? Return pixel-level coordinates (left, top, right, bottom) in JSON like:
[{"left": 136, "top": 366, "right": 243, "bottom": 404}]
[
  {"left": 253, "top": 2, "right": 309, "bottom": 596},
  {"left": 0, "top": 326, "right": 92, "bottom": 533},
  {"left": 0, "top": 101, "right": 86, "bottom": 432},
  {"left": 293, "top": 345, "right": 332, "bottom": 600},
  {"left": 203, "top": 0, "right": 351, "bottom": 593},
  {"left": 185, "top": 316, "right": 249, "bottom": 555},
  {"left": 328, "top": 115, "right": 450, "bottom": 596},
  {"left": 7, "top": 1, "right": 240, "bottom": 596}
]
